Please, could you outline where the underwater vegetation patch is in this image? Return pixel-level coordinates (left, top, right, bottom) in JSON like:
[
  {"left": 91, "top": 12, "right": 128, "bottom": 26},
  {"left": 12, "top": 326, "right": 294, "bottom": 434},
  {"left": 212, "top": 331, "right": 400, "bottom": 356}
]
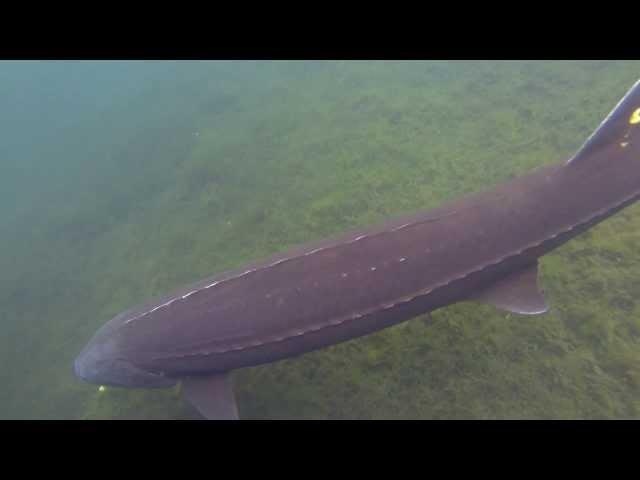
[{"left": 3, "top": 61, "right": 640, "bottom": 419}]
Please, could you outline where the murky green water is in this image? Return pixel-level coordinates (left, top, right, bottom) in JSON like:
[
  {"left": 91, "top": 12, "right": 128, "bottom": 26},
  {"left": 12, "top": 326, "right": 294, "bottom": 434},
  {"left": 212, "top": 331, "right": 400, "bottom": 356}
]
[{"left": 2, "top": 60, "right": 640, "bottom": 419}]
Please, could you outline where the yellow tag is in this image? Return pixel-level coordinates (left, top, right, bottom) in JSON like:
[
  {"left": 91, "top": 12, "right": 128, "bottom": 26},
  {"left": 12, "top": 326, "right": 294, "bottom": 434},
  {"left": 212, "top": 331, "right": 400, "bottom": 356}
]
[{"left": 631, "top": 108, "right": 640, "bottom": 125}]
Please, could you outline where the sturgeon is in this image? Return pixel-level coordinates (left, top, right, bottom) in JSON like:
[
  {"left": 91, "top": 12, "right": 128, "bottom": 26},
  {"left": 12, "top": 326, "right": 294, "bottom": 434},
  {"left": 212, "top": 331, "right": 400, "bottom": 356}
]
[{"left": 75, "top": 79, "right": 640, "bottom": 419}]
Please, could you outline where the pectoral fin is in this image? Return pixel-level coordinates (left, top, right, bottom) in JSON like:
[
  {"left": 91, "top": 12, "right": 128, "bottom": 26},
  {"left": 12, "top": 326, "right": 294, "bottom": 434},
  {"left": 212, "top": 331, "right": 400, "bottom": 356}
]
[
  {"left": 181, "top": 372, "right": 239, "bottom": 420},
  {"left": 470, "top": 262, "right": 549, "bottom": 315}
]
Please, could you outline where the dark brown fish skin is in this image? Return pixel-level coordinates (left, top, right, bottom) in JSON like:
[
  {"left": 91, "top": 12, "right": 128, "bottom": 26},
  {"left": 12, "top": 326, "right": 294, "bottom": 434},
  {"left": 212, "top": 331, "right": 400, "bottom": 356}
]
[
  {"left": 122, "top": 143, "right": 638, "bottom": 378},
  {"left": 76, "top": 81, "right": 640, "bottom": 388}
]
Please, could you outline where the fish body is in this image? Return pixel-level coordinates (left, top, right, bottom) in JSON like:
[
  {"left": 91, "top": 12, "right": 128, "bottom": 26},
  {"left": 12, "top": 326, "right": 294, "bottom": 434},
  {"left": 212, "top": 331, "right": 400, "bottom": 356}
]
[{"left": 75, "top": 79, "right": 640, "bottom": 419}]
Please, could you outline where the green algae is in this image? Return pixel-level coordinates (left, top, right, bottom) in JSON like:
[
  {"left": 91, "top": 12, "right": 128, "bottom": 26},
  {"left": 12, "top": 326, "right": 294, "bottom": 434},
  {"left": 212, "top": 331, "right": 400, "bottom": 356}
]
[{"left": 2, "top": 60, "right": 640, "bottom": 419}]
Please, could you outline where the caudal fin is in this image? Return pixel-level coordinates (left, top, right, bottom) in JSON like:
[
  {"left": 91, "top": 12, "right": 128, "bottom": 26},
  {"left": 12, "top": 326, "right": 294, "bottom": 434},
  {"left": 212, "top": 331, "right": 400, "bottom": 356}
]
[{"left": 567, "top": 79, "right": 640, "bottom": 166}]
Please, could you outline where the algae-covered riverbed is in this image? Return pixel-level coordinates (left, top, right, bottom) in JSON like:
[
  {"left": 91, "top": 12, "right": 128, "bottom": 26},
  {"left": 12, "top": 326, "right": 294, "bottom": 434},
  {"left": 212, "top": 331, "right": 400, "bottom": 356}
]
[{"left": 1, "top": 60, "right": 640, "bottom": 419}]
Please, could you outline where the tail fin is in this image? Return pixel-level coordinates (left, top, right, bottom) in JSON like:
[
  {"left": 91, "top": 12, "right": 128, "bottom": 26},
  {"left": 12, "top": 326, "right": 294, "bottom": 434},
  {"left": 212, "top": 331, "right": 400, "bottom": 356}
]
[{"left": 567, "top": 79, "right": 640, "bottom": 166}]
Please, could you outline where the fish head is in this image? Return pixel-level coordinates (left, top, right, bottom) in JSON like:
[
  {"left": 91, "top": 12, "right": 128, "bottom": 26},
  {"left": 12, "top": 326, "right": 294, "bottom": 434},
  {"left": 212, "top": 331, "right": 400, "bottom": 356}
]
[{"left": 74, "top": 314, "right": 176, "bottom": 389}]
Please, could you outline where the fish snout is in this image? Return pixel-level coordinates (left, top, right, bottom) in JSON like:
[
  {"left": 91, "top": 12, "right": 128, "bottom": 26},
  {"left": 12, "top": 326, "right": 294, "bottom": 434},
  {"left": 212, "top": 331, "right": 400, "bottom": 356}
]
[
  {"left": 73, "top": 355, "right": 85, "bottom": 381},
  {"left": 74, "top": 338, "right": 176, "bottom": 389},
  {"left": 73, "top": 343, "right": 106, "bottom": 384}
]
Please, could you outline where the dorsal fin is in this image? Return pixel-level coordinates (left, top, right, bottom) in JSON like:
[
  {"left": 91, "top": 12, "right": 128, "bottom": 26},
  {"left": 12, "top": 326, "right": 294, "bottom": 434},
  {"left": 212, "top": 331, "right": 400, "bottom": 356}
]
[
  {"left": 567, "top": 79, "right": 640, "bottom": 166},
  {"left": 470, "top": 262, "right": 548, "bottom": 315}
]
